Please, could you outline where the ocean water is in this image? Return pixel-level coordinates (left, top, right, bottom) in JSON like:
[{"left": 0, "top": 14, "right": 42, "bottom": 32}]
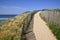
[{"left": 0, "top": 15, "right": 16, "bottom": 21}]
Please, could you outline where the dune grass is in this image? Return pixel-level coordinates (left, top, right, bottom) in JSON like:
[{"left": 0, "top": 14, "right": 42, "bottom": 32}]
[{"left": 0, "top": 12, "right": 30, "bottom": 40}]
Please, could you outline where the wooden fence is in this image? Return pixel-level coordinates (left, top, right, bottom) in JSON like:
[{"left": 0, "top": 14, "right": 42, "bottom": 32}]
[
  {"left": 20, "top": 11, "right": 39, "bottom": 40},
  {"left": 40, "top": 11, "right": 60, "bottom": 26}
]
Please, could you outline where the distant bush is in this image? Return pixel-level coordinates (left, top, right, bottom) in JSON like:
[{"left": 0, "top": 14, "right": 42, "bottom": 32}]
[
  {"left": 53, "top": 9, "right": 60, "bottom": 12},
  {"left": 42, "top": 8, "right": 60, "bottom": 12}
]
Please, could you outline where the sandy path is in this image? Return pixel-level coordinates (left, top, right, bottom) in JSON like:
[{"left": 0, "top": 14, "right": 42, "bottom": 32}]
[{"left": 33, "top": 11, "right": 57, "bottom": 40}]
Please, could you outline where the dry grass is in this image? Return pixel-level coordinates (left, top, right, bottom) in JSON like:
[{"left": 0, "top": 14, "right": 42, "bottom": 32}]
[{"left": 0, "top": 12, "right": 30, "bottom": 40}]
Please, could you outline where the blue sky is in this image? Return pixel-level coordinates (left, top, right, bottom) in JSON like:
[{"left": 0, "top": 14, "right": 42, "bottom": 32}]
[{"left": 0, "top": 0, "right": 60, "bottom": 15}]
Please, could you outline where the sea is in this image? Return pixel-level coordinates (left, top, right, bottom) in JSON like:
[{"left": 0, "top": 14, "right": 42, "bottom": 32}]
[{"left": 0, "top": 15, "right": 16, "bottom": 21}]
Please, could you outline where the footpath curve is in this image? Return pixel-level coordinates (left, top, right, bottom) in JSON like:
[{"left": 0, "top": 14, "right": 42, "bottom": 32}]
[
  {"left": 26, "top": 11, "right": 57, "bottom": 40},
  {"left": 33, "top": 11, "right": 57, "bottom": 40}
]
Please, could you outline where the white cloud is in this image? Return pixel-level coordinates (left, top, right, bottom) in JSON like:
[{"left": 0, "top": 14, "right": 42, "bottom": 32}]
[
  {"left": 0, "top": 5, "right": 31, "bottom": 15},
  {"left": 0, "top": 5, "right": 31, "bottom": 11}
]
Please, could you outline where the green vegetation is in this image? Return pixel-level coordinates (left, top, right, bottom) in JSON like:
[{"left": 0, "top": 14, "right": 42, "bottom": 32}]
[
  {"left": 14, "top": 36, "right": 19, "bottom": 40},
  {"left": 1, "top": 34, "right": 12, "bottom": 40},
  {"left": 0, "top": 11, "right": 30, "bottom": 40},
  {"left": 48, "top": 23, "right": 60, "bottom": 40}
]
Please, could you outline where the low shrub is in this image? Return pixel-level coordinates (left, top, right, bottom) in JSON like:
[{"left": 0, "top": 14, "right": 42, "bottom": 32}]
[{"left": 48, "top": 23, "right": 60, "bottom": 40}]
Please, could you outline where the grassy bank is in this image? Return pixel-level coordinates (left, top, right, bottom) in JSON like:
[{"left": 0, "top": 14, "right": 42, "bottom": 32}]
[
  {"left": 48, "top": 23, "right": 60, "bottom": 40},
  {"left": 0, "top": 11, "right": 30, "bottom": 40}
]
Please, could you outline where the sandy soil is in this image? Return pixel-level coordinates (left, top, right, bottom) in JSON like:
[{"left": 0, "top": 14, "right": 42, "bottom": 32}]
[{"left": 33, "top": 11, "right": 57, "bottom": 40}]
